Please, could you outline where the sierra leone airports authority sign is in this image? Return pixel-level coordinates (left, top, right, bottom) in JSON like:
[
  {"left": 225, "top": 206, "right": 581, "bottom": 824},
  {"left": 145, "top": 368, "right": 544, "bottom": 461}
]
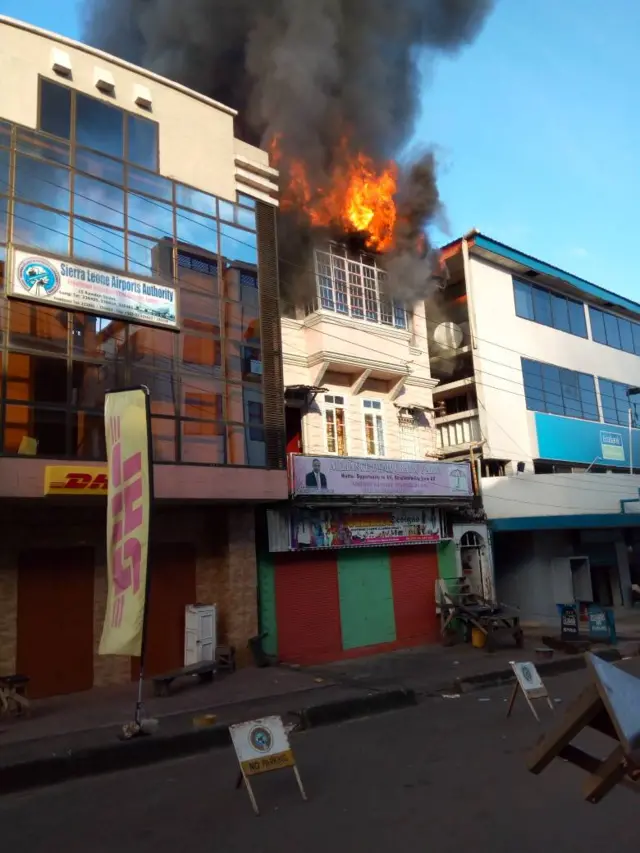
[{"left": 10, "top": 250, "right": 178, "bottom": 329}]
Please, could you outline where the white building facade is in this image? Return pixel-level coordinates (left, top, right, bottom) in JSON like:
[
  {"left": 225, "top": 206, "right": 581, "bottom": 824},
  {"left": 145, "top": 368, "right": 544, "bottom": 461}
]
[{"left": 437, "top": 232, "right": 640, "bottom": 622}]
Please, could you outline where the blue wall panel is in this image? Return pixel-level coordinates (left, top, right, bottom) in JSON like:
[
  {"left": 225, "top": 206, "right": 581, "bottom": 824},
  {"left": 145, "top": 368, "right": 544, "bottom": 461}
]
[{"left": 534, "top": 412, "right": 640, "bottom": 468}]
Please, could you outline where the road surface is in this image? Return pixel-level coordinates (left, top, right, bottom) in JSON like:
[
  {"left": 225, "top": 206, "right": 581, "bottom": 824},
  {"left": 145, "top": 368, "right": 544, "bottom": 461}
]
[{"left": 1, "top": 669, "right": 637, "bottom": 852}]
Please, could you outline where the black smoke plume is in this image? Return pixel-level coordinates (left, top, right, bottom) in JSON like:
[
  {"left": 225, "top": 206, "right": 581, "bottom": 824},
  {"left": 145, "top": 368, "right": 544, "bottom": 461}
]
[{"left": 84, "top": 0, "right": 494, "bottom": 306}]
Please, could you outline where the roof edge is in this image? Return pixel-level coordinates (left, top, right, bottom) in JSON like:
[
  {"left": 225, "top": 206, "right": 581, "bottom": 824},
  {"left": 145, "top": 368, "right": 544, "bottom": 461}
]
[{"left": 0, "top": 15, "right": 238, "bottom": 118}]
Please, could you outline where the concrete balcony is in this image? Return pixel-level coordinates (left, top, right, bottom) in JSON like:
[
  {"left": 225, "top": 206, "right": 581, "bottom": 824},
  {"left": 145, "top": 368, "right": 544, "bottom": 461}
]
[{"left": 436, "top": 411, "right": 481, "bottom": 453}]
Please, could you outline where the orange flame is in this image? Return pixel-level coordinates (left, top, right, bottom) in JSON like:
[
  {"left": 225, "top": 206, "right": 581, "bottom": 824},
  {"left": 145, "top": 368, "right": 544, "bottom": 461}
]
[{"left": 270, "top": 135, "right": 398, "bottom": 252}]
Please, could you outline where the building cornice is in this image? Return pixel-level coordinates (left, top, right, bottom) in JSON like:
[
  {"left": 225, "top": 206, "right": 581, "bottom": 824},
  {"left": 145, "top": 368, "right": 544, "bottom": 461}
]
[{"left": 304, "top": 310, "right": 412, "bottom": 343}]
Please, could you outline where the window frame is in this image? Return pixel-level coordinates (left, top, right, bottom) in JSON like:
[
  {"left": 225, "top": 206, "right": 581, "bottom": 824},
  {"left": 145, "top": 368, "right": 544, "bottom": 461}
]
[
  {"left": 323, "top": 394, "right": 348, "bottom": 456},
  {"left": 513, "top": 278, "right": 587, "bottom": 339},
  {"left": 521, "top": 357, "right": 599, "bottom": 422},
  {"left": 589, "top": 305, "right": 640, "bottom": 356},
  {"left": 362, "top": 398, "right": 386, "bottom": 457}
]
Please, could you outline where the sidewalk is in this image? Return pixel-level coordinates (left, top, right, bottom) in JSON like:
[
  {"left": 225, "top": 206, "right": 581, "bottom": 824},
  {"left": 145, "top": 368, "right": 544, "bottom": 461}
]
[{"left": 0, "top": 631, "right": 635, "bottom": 794}]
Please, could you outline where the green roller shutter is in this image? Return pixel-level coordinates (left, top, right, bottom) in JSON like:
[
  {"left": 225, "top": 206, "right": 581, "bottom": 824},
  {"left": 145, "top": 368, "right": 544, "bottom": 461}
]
[{"left": 337, "top": 549, "right": 396, "bottom": 650}]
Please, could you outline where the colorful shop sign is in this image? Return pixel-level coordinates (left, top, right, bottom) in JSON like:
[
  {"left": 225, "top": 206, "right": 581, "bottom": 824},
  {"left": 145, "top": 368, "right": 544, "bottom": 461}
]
[
  {"left": 44, "top": 465, "right": 108, "bottom": 495},
  {"left": 10, "top": 250, "right": 178, "bottom": 329},
  {"left": 289, "top": 507, "right": 445, "bottom": 550}
]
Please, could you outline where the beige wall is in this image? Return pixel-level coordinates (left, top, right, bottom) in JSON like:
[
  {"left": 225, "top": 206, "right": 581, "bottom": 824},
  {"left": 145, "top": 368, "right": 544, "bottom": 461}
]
[
  {"left": 282, "top": 299, "right": 438, "bottom": 461},
  {"left": 0, "top": 17, "right": 275, "bottom": 203}
]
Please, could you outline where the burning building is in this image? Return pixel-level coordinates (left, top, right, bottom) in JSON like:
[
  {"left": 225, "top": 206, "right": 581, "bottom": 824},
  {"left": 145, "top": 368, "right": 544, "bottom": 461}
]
[{"left": 81, "top": 0, "right": 495, "bottom": 661}]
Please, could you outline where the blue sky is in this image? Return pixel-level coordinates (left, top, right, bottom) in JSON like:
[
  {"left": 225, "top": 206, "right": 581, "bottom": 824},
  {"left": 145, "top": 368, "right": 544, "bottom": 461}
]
[{"left": 2, "top": 0, "right": 637, "bottom": 298}]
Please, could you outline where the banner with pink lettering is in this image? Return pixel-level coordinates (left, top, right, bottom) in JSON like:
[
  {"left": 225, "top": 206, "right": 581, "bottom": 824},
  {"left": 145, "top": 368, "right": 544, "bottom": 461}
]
[{"left": 99, "top": 387, "right": 152, "bottom": 657}]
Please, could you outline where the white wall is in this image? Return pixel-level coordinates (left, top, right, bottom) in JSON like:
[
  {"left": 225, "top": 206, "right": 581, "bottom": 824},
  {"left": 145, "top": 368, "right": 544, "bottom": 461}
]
[
  {"left": 481, "top": 472, "right": 640, "bottom": 520},
  {"left": 0, "top": 17, "right": 272, "bottom": 203},
  {"left": 467, "top": 256, "right": 640, "bottom": 464}
]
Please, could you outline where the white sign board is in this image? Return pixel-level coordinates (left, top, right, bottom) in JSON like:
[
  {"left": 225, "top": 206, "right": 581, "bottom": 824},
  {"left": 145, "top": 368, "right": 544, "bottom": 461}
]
[
  {"left": 229, "top": 715, "right": 307, "bottom": 815},
  {"left": 507, "top": 661, "right": 554, "bottom": 722},
  {"left": 10, "top": 250, "right": 178, "bottom": 329}
]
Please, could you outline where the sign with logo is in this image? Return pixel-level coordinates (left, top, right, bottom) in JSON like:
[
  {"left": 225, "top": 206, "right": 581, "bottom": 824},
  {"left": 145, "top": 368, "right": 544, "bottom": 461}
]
[
  {"left": 291, "top": 455, "right": 473, "bottom": 498},
  {"left": 99, "top": 387, "right": 152, "bottom": 658},
  {"left": 286, "top": 507, "right": 444, "bottom": 551},
  {"left": 507, "top": 661, "right": 554, "bottom": 722},
  {"left": 10, "top": 250, "right": 178, "bottom": 329},
  {"left": 560, "top": 604, "right": 579, "bottom": 641},
  {"left": 600, "top": 430, "right": 625, "bottom": 461},
  {"left": 230, "top": 716, "right": 307, "bottom": 815},
  {"left": 44, "top": 466, "right": 108, "bottom": 495}
]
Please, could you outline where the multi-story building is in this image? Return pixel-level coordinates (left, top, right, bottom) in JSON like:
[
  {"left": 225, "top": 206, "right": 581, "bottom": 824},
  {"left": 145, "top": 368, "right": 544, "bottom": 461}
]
[
  {"left": 0, "top": 16, "right": 285, "bottom": 697},
  {"left": 259, "top": 242, "right": 475, "bottom": 664},
  {"left": 437, "top": 231, "right": 640, "bottom": 623}
]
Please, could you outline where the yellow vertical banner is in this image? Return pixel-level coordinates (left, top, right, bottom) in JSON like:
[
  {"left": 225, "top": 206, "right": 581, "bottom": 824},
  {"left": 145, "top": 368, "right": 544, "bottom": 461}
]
[{"left": 99, "top": 387, "right": 152, "bottom": 657}]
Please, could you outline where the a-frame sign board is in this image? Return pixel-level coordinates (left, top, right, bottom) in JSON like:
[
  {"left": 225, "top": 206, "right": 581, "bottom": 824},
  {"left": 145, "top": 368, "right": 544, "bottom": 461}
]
[{"left": 527, "top": 654, "right": 640, "bottom": 803}]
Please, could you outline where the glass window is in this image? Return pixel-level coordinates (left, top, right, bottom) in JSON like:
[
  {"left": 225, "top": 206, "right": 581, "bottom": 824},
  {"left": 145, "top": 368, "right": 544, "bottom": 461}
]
[
  {"left": 4, "top": 405, "right": 68, "bottom": 456},
  {"left": 181, "top": 375, "right": 224, "bottom": 419},
  {"left": 128, "top": 166, "right": 172, "bottom": 201},
  {"left": 181, "top": 291, "right": 219, "bottom": 335},
  {"left": 176, "top": 209, "right": 218, "bottom": 254},
  {"left": 150, "top": 416, "right": 177, "bottom": 462},
  {"left": 71, "top": 360, "right": 123, "bottom": 411},
  {"left": 16, "top": 128, "right": 70, "bottom": 165},
  {"left": 618, "top": 318, "right": 634, "bottom": 353},
  {"left": 14, "top": 155, "right": 70, "bottom": 211},
  {"left": 531, "top": 286, "right": 552, "bottom": 327},
  {"left": 9, "top": 302, "right": 68, "bottom": 354},
  {"left": 39, "top": 79, "right": 72, "bottom": 140},
  {"left": 363, "top": 399, "right": 385, "bottom": 456},
  {"left": 568, "top": 300, "right": 587, "bottom": 338},
  {"left": 13, "top": 202, "right": 70, "bottom": 255},
  {"left": 129, "top": 325, "right": 175, "bottom": 371},
  {"left": 0, "top": 197, "right": 7, "bottom": 243},
  {"left": 176, "top": 184, "right": 216, "bottom": 217},
  {"left": 126, "top": 114, "right": 158, "bottom": 170},
  {"left": 127, "top": 234, "right": 168, "bottom": 278},
  {"left": 603, "top": 312, "right": 621, "bottom": 349},
  {"left": 6, "top": 351, "right": 68, "bottom": 405},
  {"left": 72, "top": 412, "right": 107, "bottom": 460},
  {"left": 324, "top": 394, "right": 347, "bottom": 455},
  {"left": 238, "top": 193, "right": 256, "bottom": 209},
  {"left": 73, "top": 218, "right": 125, "bottom": 269},
  {"left": 513, "top": 280, "right": 533, "bottom": 320},
  {"left": 220, "top": 223, "right": 257, "bottom": 266},
  {"left": 181, "top": 333, "right": 221, "bottom": 371},
  {"left": 72, "top": 313, "right": 125, "bottom": 361},
  {"left": 522, "top": 358, "right": 598, "bottom": 421},
  {"left": 127, "top": 192, "right": 173, "bottom": 239},
  {"left": 589, "top": 307, "right": 607, "bottom": 344},
  {"left": 236, "top": 205, "right": 256, "bottom": 230},
  {"left": 75, "top": 148, "right": 124, "bottom": 185},
  {"left": 0, "top": 120, "right": 11, "bottom": 145},
  {"left": 130, "top": 365, "right": 177, "bottom": 416},
  {"left": 0, "top": 147, "right": 8, "bottom": 193},
  {"left": 181, "top": 427, "right": 225, "bottom": 464},
  {"left": 633, "top": 323, "right": 640, "bottom": 356},
  {"left": 218, "top": 200, "right": 234, "bottom": 223},
  {"left": 76, "top": 94, "right": 124, "bottom": 158},
  {"left": 578, "top": 373, "right": 599, "bottom": 420},
  {"left": 598, "top": 377, "right": 629, "bottom": 426},
  {"left": 176, "top": 249, "right": 219, "bottom": 294},
  {"left": 551, "top": 293, "right": 570, "bottom": 333},
  {"left": 73, "top": 174, "right": 124, "bottom": 228}
]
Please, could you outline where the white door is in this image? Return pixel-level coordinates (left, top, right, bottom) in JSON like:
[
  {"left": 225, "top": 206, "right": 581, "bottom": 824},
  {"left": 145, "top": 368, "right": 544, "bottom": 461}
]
[
  {"left": 453, "top": 523, "right": 495, "bottom": 602},
  {"left": 184, "top": 605, "right": 216, "bottom": 665}
]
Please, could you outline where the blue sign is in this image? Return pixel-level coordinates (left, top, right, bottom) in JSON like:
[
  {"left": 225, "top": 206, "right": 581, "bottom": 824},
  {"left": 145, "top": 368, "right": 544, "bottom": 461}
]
[
  {"left": 17, "top": 257, "right": 60, "bottom": 296},
  {"left": 535, "top": 413, "right": 639, "bottom": 468}
]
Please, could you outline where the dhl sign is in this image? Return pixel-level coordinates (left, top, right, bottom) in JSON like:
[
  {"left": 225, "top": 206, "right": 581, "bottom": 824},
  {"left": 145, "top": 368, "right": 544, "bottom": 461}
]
[{"left": 44, "top": 465, "right": 109, "bottom": 496}]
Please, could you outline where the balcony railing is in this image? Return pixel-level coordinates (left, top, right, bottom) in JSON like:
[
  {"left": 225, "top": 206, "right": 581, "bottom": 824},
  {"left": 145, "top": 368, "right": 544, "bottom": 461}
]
[{"left": 436, "top": 413, "right": 481, "bottom": 451}]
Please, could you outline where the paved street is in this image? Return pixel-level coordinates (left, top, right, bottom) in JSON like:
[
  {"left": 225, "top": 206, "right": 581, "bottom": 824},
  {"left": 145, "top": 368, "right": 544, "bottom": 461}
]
[{"left": 1, "top": 669, "right": 637, "bottom": 853}]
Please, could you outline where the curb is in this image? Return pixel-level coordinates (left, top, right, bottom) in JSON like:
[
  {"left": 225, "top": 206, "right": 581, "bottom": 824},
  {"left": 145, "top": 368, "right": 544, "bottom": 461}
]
[
  {"left": 453, "top": 648, "right": 622, "bottom": 694},
  {"left": 0, "top": 688, "right": 416, "bottom": 796}
]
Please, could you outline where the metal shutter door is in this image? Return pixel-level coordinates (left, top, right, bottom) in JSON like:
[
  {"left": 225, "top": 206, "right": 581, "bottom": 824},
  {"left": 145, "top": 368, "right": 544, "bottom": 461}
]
[
  {"left": 390, "top": 545, "right": 440, "bottom": 645},
  {"left": 275, "top": 551, "right": 342, "bottom": 664}
]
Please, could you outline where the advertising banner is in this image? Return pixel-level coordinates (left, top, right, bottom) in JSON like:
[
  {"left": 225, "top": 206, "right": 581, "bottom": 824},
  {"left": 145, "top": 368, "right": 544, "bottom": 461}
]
[
  {"left": 291, "top": 454, "right": 473, "bottom": 498},
  {"left": 99, "top": 388, "right": 152, "bottom": 657},
  {"left": 10, "top": 250, "right": 178, "bottom": 329},
  {"left": 44, "top": 465, "right": 108, "bottom": 495},
  {"left": 288, "top": 507, "right": 444, "bottom": 550}
]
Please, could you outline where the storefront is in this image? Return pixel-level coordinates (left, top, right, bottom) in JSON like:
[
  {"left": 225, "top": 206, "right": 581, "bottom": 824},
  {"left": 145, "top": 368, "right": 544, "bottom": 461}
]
[
  {"left": 0, "top": 465, "right": 262, "bottom": 698},
  {"left": 259, "top": 455, "right": 474, "bottom": 664}
]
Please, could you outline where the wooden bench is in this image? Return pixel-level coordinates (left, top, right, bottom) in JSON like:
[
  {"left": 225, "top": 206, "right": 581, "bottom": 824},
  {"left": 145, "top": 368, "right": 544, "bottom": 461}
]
[
  {"left": 152, "top": 661, "right": 216, "bottom": 697},
  {"left": 0, "top": 674, "right": 30, "bottom": 716}
]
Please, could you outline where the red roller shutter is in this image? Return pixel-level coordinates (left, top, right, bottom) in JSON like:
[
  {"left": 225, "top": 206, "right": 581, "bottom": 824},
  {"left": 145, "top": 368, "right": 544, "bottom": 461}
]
[
  {"left": 275, "top": 551, "right": 342, "bottom": 664},
  {"left": 390, "top": 545, "right": 440, "bottom": 646}
]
